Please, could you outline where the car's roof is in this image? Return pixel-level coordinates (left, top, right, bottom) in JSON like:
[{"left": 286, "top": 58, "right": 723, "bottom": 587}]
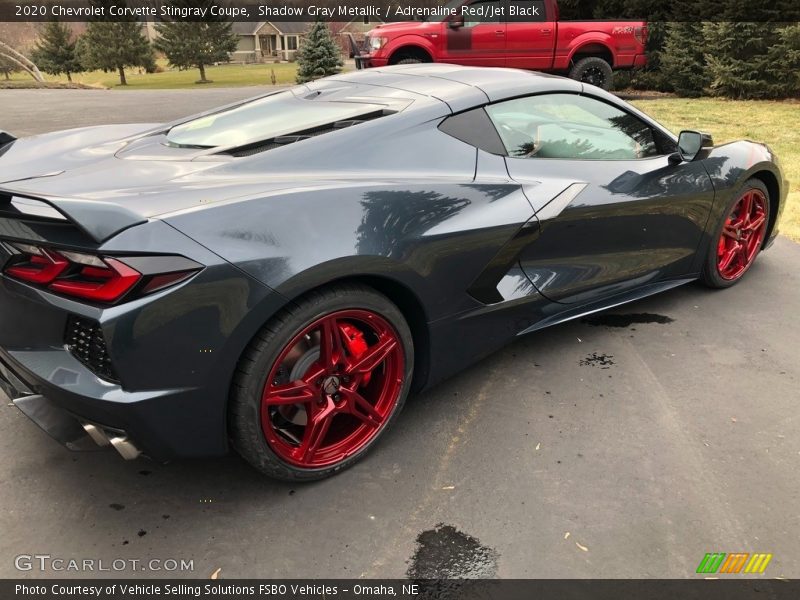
[{"left": 310, "top": 64, "right": 583, "bottom": 112}]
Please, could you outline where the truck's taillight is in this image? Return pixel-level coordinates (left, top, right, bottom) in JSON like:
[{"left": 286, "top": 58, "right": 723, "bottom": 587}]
[
  {"left": 3, "top": 244, "right": 200, "bottom": 304},
  {"left": 634, "top": 25, "right": 647, "bottom": 45}
]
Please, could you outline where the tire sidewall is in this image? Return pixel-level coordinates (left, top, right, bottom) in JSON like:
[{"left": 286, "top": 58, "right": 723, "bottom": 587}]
[
  {"left": 232, "top": 287, "right": 414, "bottom": 480},
  {"left": 703, "top": 179, "right": 770, "bottom": 288}
]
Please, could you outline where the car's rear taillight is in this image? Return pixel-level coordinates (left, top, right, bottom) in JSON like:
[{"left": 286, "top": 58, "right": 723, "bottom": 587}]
[
  {"left": 48, "top": 258, "right": 141, "bottom": 303},
  {"left": 5, "top": 247, "right": 69, "bottom": 284},
  {"left": 3, "top": 243, "right": 200, "bottom": 304},
  {"left": 634, "top": 25, "right": 647, "bottom": 45}
]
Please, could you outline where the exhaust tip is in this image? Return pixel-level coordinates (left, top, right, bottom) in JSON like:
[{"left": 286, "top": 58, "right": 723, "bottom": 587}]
[
  {"left": 82, "top": 422, "right": 110, "bottom": 447},
  {"left": 109, "top": 435, "right": 142, "bottom": 460}
]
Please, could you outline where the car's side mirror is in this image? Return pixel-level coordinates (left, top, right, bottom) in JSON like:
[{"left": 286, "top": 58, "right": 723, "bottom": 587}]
[
  {"left": 449, "top": 15, "right": 465, "bottom": 29},
  {"left": 674, "top": 130, "right": 714, "bottom": 163}
]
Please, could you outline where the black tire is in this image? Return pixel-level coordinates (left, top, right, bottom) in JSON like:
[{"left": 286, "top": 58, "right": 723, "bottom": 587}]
[
  {"left": 569, "top": 56, "right": 613, "bottom": 90},
  {"left": 230, "top": 284, "right": 414, "bottom": 481},
  {"left": 396, "top": 57, "right": 423, "bottom": 65},
  {"left": 702, "top": 178, "right": 771, "bottom": 289}
]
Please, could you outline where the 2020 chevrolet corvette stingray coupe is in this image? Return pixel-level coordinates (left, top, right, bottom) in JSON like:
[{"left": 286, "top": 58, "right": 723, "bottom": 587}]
[{"left": 0, "top": 65, "right": 787, "bottom": 480}]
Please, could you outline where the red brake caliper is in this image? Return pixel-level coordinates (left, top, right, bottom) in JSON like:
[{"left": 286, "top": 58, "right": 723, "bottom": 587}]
[{"left": 340, "top": 323, "right": 371, "bottom": 386}]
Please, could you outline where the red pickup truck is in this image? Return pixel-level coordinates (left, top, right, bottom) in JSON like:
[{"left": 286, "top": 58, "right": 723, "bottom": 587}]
[{"left": 355, "top": 0, "right": 647, "bottom": 89}]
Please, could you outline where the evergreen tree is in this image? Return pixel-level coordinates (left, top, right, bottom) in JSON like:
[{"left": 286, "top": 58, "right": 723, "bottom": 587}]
[
  {"left": 764, "top": 24, "right": 800, "bottom": 98},
  {"left": 295, "top": 20, "right": 342, "bottom": 84},
  {"left": 703, "top": 23, "right": 787, "bottom": 99},
  {"left": 155, "top": 1, "right": 238, "bottom": 84},
  {"left": 78, "top": 1, "right": 153, "bottom": 86},
  {"left": 31, "top": 21, "right": 82, "bottom": 83},
  {"left": 660, "top": 22, "right": 710, "bottom": 97}
]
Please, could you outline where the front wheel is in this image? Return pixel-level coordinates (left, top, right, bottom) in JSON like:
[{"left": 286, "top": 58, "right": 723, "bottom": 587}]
[
  {"left": 702, "top": 179, "right": 770, "bottom": 288},
  {"left": 230, "top": 284, "right": 414, "bottom": 480}
]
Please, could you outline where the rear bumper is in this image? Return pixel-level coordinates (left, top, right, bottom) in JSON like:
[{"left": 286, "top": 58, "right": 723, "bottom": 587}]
[
  {"left": 1, "top": 345, "right": 188, "bottom": 459},
  {"left": 613, "top": 53, "right": 647, "bottom": 70},
  {"left": 0, "top": 353, "right": 117, "bottom": 453}
]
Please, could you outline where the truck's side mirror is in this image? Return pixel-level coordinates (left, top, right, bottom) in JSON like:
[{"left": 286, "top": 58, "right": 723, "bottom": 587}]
[
  {"left": 448, "top": 15, "right": 465, "bottom": 29},
  {"left": 675, "top": 130, "right": 714, "bottom": 162}
]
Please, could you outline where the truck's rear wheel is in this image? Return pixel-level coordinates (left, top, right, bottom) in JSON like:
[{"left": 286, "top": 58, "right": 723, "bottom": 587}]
[{"left": 570, "top": 57, "right": 613, "bottom": 90}]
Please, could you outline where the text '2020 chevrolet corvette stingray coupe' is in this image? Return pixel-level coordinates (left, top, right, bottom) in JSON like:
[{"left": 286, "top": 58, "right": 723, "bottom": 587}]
[{"left": 0, "top": 65, "right": 787, "bottom": 479}]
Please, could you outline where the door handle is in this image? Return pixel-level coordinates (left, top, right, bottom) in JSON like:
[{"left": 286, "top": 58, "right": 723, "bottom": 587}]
[
  {"left": 495, "top": 30, "right": 505, "bottom": 36},
  {"left": 541, "top": 28, "right": 552, "bottom": 35}
]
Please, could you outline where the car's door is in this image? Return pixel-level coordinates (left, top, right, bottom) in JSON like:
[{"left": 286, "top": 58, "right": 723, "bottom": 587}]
[
  {"left": 444, "top": 0, "right": 506, "bottom": 67},
  {"left": 505, "top": 0, "right": 557, "bottom": 69},
  {"left": 484, "top": 93, "right": 716, "bottom": 304}
]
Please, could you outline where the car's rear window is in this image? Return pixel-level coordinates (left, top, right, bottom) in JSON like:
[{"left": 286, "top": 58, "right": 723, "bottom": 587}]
[{"left": 166, "top": 91, "right": 388, "bottom": 148}]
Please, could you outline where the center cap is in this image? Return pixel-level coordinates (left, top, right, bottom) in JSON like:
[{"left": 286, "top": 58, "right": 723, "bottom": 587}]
[{"left": 322, "top": 375, "right": 341, "bottom": 395}]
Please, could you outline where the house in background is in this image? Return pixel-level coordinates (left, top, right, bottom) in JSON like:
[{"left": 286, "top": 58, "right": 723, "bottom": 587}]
[
  {"left": 231, "top": 22, "right": 308, "bottom": 63},
  {"left": 231, "top": 18, "right": 385, "bottom": 63}
]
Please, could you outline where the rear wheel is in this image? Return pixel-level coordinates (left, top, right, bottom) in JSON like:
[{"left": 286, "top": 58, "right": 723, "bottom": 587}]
[
  {"left": 569, "top": 57, "right": 613, "bottom": 90},
  {"left": 702, "top": 179, "right": 770, "bottom": 288},
  {"left": 396, "top": 58, "right": 423, "bottom": 65},
  {"left": 230, "top": 284, "right": 413, "bottom": 480}
]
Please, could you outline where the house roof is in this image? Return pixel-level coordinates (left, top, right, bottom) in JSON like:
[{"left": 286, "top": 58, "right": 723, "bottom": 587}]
[
  {"left": 233, "top": 21, "right": 309, "bottom": 36},
  {"left": 231, "top": 21, "right": 263, "bottom": 35},
  {"left": 270, "top": 22, "right": 309, "bottom": 35}
]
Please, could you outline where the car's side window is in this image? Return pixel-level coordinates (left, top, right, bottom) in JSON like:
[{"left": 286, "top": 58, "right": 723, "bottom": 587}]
[{"left": 485, "top": 94, "right": 667, "bottom": 160}]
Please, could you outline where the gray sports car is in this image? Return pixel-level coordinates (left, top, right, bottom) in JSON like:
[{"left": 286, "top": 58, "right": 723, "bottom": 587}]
[{"left": 0, "top": 64, "right": 787, "bottom": 480}]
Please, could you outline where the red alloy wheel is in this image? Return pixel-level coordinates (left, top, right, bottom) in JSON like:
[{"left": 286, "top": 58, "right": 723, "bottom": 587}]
[
  {"left": 260, "top": 309, "right": 405, "bottom": 468},
  {"left": 716, "top": 188, "right": 768, "bottom": 281}
]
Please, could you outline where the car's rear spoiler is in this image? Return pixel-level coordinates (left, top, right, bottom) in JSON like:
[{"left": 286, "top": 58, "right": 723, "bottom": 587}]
[{"left": 0, "top": 190, "right": 147, "bottom": 244}]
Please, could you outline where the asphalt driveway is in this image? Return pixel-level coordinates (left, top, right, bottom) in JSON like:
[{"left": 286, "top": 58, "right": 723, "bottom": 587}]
[{"left": 1, "top": 88, "right": 798, "bottom": 579}]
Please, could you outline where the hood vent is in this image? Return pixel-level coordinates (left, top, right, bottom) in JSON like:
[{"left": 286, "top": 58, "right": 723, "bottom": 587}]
[{"left": 219, "top": 109, "right": 390, "bottom": 158}]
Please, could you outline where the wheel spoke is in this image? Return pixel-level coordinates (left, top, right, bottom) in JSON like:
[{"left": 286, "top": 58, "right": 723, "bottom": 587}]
[
  {"left": 740, "top": 192, "right": 753, "bottom": 225},
  {"left": 747, "top": 213, "right": 766, "bottom": 232},
  {"left": 263, "top": 379, "right": 317, "bottom": 406},
  {"left": 345, "top": 389, "right": 384, "bottom": 428},
  {"left": 737, "top": 242, "right": 749, "bottom": 266},
  {"left": 319, "top": 317, "right": 345, "bottom": 369},
  {"left": 298, "top": 398, "right": 335, "bottom": 462},
  {"left": 718, "top": 244, "right": 739, "bottom": 272},
  {"left": 346, "top": 336, "right": 398, "bottom": 376}
]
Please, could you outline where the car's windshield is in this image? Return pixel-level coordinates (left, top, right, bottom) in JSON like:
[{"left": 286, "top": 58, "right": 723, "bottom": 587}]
[{"left": 166, "top": 91, "right": 387, "bottom": 148}]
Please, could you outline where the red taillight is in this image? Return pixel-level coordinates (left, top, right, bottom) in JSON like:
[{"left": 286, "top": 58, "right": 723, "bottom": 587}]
[
  {"left": 5, "top": 249, "right": 69, "bottom": 284},
  {"left": 48, "top": 258, "right": 141, "bottom": 302},
  {"left": 3, "top": 244, "right": 198, "bottom": 304}
]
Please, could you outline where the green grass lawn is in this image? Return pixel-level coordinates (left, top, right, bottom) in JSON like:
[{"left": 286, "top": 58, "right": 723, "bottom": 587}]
[
  {"left": 631, "top": 98, "right": 799, "bottom": 242},
  {"left": 7, "top": 62, "right": 301, "bottom": 89}
]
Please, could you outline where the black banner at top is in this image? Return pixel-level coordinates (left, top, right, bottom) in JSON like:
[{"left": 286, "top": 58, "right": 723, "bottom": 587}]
[{"left": 0, "top": 0, "right": 799, "bottom": 23}]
